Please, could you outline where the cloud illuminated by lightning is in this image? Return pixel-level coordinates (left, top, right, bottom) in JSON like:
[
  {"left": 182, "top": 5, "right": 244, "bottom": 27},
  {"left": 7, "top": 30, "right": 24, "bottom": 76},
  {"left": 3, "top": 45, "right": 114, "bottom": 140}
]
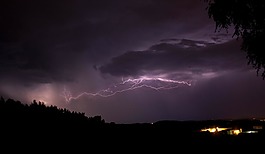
[{"left": 61, "top": 76, "right": 192, "bottom": 103}]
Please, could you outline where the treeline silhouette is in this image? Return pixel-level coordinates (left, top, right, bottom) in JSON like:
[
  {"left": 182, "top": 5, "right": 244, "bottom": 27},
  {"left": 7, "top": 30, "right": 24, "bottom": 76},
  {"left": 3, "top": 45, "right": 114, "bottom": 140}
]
[
  {"left": 0, "top": 97, "right": 105, "bottom": 129},
  {"left": 1, "top": 96, "right": 265, "bottom": 147}
]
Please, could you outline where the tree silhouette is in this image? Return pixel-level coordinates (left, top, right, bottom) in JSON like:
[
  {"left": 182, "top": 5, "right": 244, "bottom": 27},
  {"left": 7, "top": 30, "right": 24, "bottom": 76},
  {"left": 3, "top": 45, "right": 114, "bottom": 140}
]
[
  {"left": 205, "top": 0, "right": 265, "bottom": 79},
  {"left": 0, "top": 97, "right": 105, "bottom": 129}
]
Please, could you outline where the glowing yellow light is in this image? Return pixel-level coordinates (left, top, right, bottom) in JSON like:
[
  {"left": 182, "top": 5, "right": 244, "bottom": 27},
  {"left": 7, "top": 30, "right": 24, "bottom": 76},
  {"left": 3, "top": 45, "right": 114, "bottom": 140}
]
[
  {"left": 200, "top": 127, "right": 229, "bottom": 133},
  {"left": 228, "top": 129, "right": 242, "bottom": 135}
]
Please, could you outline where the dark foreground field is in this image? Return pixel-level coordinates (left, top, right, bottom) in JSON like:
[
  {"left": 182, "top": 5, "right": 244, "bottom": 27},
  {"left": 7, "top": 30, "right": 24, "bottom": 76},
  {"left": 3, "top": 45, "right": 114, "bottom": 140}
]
[
  {"left": 1, "top": 97, "right": 265, "bottom": 149},
  {"left": 3, "top": 116, "right": 265, "bottom": 147}
]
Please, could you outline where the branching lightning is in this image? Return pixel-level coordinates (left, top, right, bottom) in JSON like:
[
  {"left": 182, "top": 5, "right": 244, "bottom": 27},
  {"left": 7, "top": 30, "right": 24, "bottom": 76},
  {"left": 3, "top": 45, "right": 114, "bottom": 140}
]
[{"left": 61, "top": 76, "right": 192, "bottom": 103}]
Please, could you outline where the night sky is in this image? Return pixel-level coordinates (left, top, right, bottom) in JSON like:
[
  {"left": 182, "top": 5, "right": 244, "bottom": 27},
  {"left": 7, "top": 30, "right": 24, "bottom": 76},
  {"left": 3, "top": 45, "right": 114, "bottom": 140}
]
[{"left": 1, "top": 0, "right": 265, "bottom": 123}]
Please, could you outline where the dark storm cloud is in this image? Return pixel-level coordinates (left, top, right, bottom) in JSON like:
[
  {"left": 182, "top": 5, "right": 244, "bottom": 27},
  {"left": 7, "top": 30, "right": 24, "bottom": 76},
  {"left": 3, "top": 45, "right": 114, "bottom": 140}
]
[
  {"left": 99, "top": 38, "right": 246, "bottom": 79},
  {"left": 1, "top": 0, "right": 92, "bottom": 84},
  {"left": 0, "top": 0, "right": 119, "bottom": 84},
  {"left": 131, "top": 0, "right": 208, "bottom": 23},
  {"left": 0, "top": 0, "right": 211, "bottom": 85}
]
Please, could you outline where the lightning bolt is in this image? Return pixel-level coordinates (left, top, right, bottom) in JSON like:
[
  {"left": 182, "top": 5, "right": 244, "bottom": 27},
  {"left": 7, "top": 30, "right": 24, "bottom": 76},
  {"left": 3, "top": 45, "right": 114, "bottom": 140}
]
[{"left": 61, "top": 76, "right": 192, "bottom": 103}]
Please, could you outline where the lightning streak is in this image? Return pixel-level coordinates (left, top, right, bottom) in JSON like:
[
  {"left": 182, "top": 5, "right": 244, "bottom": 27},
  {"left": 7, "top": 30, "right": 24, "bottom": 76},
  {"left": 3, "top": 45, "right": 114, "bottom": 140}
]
[{"left": 61, "top": 76, "right": 192, "bottom": 103}]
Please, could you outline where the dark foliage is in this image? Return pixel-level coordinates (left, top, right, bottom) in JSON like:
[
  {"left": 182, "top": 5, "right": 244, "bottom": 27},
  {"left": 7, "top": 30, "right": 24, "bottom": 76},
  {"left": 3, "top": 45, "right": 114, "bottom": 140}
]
[
  {"left": 205, "top": 0, "right": 265, "bottom": 79},
  {"left": 0, "top": 96, "right": 105, "bottom": 129}
]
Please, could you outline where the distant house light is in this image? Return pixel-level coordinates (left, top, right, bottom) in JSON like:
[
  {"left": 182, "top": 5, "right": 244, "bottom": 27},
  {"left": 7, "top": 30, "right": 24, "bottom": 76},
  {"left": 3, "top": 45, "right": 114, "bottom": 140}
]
[
  {"left": 253, "top": 126, "right": 263, "bottom": 130},
  {"left": 242, "top": 131, "right": 258, "bottom": 134},
  {"left": 200, "top": 127, "right": 229, "bottom": 133},
  {"left": 227, "top": 129, "right": 242, "bottom": 135}
]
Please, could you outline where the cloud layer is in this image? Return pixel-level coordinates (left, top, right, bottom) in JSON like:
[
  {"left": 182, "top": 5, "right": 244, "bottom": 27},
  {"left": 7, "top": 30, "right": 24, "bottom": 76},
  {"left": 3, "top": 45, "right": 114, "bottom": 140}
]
[{"left": 99, "top": 38, "right": 247, "bottom": 81}]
